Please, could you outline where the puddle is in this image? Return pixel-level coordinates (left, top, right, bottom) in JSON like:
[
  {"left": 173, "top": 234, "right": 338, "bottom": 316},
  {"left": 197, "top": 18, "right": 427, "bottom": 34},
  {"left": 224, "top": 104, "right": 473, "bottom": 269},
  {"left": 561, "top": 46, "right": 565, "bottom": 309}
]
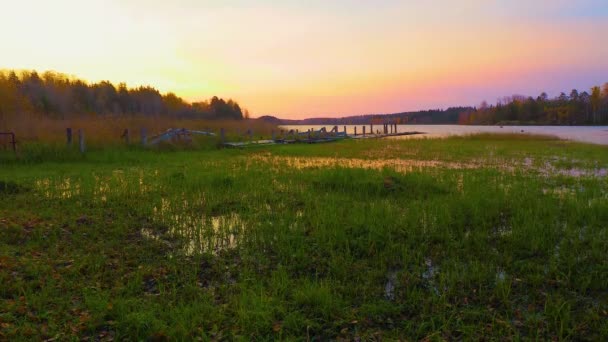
[
  {"left": 251, "top": 154, "right": 607, "bottom": 180},
  {"left": 514, "top": 158, "right": 607, "bottom": 178},
  {"left": 542, "top": 186, "right": 576, "bottom": 199},
  {"left": 384, "top": 271, "right": 398, "bottom": 301},
  {"left": 249, "top": 154, "right": 476, "bottom": 173},
  {"left": 35, "top": 177, "right": 81, "bottom": 199},
  {"left": 537, "top": 164, "right": 607, "bottom": 178},
  {"left": 33, "top": 169, "right": 162, "bottom": 201},
  {"left": 422, "top": 258, "right": 440, "bottom": 295},
  {"left": 496, "top": 269, "right": 507, "bottom": 284},
  {"left": 146, "top": 198, "right": 246, "bottom": 256},
  {"left": 493, "top": 212, "right": 512, "bottom": 237}
]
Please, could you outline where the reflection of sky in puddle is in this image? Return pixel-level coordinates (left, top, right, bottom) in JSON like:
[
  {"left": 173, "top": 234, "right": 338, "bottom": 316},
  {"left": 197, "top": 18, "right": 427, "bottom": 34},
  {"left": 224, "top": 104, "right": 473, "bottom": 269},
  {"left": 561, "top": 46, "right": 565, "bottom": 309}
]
[
  {"left": 148, "top": 198, "right": 245, "bottom": 256},
  {"left": 249, "top": 154, "right": 608, "bottom": 180},
  {"left": 30, "top": 152, "right": 605, "bottom": 258},
  {"left": 35, "top": 177, "right": 81, "bottom": 199},
  {"left": 249, "top": 154, "right": 474, "bottom": 173}
]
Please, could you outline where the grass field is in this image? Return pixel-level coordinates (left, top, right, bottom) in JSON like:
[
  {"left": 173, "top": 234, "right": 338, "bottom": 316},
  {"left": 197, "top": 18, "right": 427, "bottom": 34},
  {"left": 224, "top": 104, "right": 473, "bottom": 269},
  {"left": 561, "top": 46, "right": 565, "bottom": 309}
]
[{"left": 1, "top": 134, "right": 607, "bottom": 340}]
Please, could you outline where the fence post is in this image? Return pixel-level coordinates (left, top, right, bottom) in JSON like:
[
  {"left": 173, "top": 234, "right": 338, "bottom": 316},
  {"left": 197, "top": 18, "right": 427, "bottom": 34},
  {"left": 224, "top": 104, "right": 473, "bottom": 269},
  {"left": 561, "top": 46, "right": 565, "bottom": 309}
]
[
  {"left": 370, "top": 124, "right": 373, "bottom": 135},
  {"left": 140, "top": 127, "right": 147, "bottom": 146},
  {"left": 363, "top": 126, "right": 366, "bottom": 136},
  {"left": 122, "top": 128, "right": 130, "bottom": 144},
  {"left": 249, "top": 129, "right": 253, "bottom": 142},
  {"left": 220, "top": 128, "right": 225, "bottom": 145},
  {"left": 78, "top": 129, "right": 85, "bottom": 153},
  {"left": 11, "top": 133, "right": 16, "bottom": 153},
  {"left": 354, "top": 126, "right": 357, "bottom": 136},
  {"left": 66, "top": 128, "right": 72, "bottom": 146}
]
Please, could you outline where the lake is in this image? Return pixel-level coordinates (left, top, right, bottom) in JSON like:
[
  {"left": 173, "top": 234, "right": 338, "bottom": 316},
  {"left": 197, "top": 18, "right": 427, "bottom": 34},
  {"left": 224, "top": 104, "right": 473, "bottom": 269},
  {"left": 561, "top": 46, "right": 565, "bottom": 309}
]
[{"left": 281, "top": 125, "right": 608, "bottom": 145}]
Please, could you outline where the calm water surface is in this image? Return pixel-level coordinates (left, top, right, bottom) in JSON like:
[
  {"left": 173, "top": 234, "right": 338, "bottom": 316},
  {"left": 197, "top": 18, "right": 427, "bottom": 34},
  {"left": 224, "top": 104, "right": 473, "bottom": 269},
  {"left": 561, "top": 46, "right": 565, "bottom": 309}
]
[{"left": 282, "top": 125, "right": 608, "bottom": 145}]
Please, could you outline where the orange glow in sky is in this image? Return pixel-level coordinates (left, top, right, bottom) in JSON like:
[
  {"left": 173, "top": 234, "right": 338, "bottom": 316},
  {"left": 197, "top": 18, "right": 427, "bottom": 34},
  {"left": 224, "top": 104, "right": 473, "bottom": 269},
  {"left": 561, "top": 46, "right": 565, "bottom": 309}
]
[{"left": 2, "top": 0, "right": 607, "bottom": 118}]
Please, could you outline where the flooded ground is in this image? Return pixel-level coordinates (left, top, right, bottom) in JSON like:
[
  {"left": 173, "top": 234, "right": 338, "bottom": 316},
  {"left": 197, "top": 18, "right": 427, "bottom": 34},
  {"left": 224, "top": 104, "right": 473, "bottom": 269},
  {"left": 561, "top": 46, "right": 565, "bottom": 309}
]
[
  {"left": 29, "top": 150, "right": 606, "bottom": 260},
  {"left": 282, "top": 125, "right": 608, "bottom": 145},
  {"left": 3, "top": 134, "right": 607, "bottom": 340},
  {"left": 249, "top": 153, "right": 608, "bottom": 178}
]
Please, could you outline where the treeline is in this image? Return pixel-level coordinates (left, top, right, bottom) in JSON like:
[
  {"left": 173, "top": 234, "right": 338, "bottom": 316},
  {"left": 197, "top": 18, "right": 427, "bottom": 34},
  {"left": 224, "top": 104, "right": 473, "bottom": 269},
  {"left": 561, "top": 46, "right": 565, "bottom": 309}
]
[
  {"left": 261, "top": 107, "right": 476, "bottom": 125},
  {"left": 464, "top": 83, "right": 608, "bottom": 125},
  {"left": 0, "top": 70, "right": 246, "bottom": 120}
]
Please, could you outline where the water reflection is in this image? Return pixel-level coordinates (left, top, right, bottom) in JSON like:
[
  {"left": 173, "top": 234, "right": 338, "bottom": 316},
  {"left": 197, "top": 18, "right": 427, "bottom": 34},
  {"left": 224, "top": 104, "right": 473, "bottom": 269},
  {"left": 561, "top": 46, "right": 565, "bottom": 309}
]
[
  {"left": 35, "top": 177, "right": 81, "bottom": 199},
  {"left": 249, "top": 154, "right": 475, "bottom": 173},
  {"left": 147, "top": 197, "right": 245, "bottom": 256},
  {"left": 282, "top": 125, "right": 608, "bottom": 145}
]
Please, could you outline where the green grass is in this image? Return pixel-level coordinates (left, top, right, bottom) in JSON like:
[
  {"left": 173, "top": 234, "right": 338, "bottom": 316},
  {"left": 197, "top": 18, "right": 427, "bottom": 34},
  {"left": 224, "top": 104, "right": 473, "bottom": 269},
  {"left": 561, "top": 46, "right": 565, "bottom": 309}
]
[{"left": 1, "top": 134, "right": 607, "bottom": 340}]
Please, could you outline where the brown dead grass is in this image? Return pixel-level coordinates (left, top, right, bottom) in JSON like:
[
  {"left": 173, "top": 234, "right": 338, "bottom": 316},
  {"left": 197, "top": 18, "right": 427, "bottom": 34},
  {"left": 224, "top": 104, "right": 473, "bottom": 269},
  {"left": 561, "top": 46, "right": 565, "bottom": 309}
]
[{"left": 0, "top": 114, "right": 277, "bottom": 145}]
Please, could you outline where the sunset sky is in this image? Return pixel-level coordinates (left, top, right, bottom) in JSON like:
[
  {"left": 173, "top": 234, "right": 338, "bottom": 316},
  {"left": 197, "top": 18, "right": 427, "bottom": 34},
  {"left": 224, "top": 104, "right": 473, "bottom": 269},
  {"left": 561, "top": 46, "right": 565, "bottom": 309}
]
[{"left": 2, "top": 0, "right": 607, "bottom": 119}]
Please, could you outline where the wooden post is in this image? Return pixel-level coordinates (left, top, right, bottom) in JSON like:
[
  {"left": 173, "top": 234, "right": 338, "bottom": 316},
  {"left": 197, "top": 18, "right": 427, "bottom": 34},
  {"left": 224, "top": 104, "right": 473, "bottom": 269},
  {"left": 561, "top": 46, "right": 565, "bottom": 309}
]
[
  {"left": 66, "top": 128, "right": 72, "bottom": 146},
  {"left": 122, "top": 128, "right": 130, "bottom": 144},
  {"left": 249, "top": 129, "right": 253, "bottom": 142},
  {"left": 370, "top": 124, "right": 373, "bottom": 135},
  {"left": 78, "top": 129, "right": 85, "bottom": 153},
  {"left": 10, "top": 133, "right": 16, "bottom": 153},
  {"left": 140, "top": 127, "right": 147, "bottom": 146},
  {"left": 363, "top": 126, "right": 366, "bottom": 136},
  {"left": 220, "top": 128, "right": 225, "bottom": 144},
  {"left": 354, "top": 126, "right": 357, "bottom": 136},
  {"left": 344, "top": 126, "right": 347, "bottom": 135}
]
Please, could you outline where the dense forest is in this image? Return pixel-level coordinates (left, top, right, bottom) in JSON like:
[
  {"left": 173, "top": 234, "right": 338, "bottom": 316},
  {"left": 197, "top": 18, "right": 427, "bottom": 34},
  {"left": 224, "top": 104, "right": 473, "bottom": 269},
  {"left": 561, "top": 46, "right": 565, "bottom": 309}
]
[
  {"left": 0, "top": 70, "right": 245, "bottom": 120},
  {"left": 463, "top": 84, "right": 608, "bottom": 125},
  {"left": 263, "top": 84, "right": 608, "bottom": 126},
  {"left": 260, "top": 107, "right": 474, "bottom": 125}
]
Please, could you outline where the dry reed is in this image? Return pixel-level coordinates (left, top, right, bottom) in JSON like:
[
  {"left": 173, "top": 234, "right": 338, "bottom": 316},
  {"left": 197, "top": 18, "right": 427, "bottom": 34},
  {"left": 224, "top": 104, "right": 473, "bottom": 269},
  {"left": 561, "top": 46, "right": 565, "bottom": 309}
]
[{"left": 0, "top": 113, "right": 278, "bottom": 145}]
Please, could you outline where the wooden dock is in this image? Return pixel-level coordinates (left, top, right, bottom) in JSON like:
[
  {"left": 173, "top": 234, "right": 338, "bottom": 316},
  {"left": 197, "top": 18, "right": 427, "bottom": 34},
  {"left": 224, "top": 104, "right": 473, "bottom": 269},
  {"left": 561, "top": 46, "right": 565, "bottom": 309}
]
[
  {"left": 222, "top": 130, "right": 425, "bottom": 148},
  {"left": 57, "top": 125, "right": 425, "bottom": 152}
]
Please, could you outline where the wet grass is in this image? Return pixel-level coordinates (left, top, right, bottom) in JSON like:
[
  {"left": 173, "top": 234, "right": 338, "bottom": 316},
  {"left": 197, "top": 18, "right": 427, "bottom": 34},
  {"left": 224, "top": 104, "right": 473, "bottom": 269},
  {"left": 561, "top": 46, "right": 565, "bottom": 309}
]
[{"left": 0, "top": 134, "right": 607, "bottom": 340}]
